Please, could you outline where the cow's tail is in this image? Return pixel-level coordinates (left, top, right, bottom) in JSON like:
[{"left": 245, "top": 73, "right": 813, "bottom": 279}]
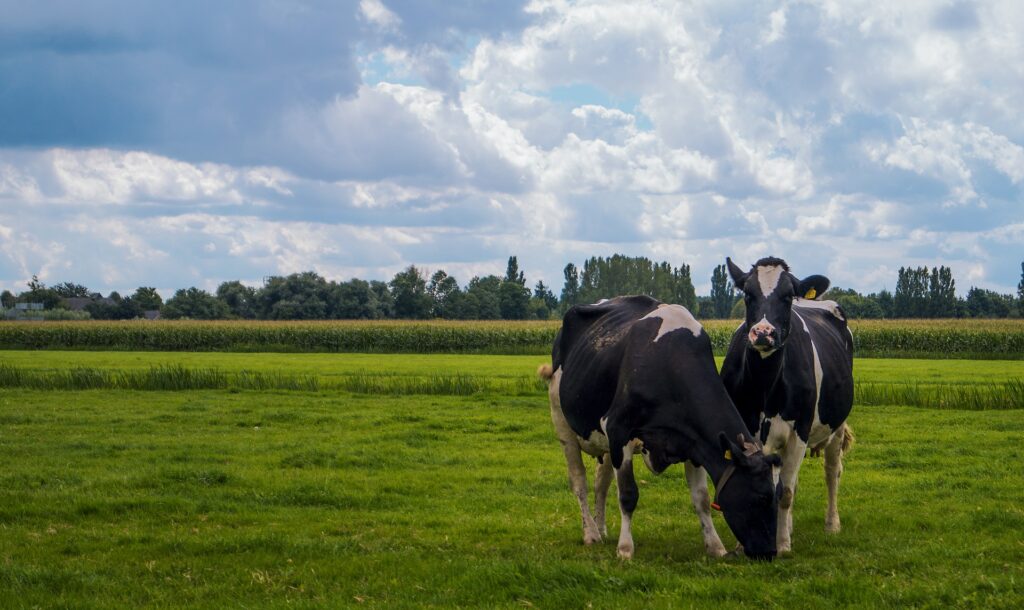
[
  {"left": 537, "top": 364, "right": 555, "bottom": 383},
  {"left": 840, "top": 422, "right": 855, "bottom": 454}
]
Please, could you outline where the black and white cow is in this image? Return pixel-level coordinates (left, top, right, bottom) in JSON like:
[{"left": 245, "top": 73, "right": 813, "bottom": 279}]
[
  {"left": 721, "top": 257, "right": 854, "bottom": 554},
  {"left": 540, "top": 295, "right": 781, "bottom": 560}
]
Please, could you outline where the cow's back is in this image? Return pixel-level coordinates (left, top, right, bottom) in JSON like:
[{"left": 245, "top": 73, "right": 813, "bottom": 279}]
[
  {"left": 553, "top": 296, "right": 661, "bottom": 439},
  {"left": 790, "top": 300, "right": 853, "bottom": 431}
]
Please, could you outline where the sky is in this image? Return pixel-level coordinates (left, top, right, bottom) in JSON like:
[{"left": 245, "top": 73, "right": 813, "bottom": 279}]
[{"left": 1, "top": 0, "right": 1022, "bottom": 298}]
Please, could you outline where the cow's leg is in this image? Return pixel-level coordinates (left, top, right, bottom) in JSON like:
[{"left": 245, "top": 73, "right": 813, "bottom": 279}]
[
  {"left": 776, "top": 432, "right": 807, "bottom": 554},
  {"left": 548, "top": 372, "right": 602, "bottom": 545},
  {"left": 615, "top": 442, "right": 640, "bottom": 559},
  {"left": 593, "top": 454, "right": 613, "bottom": 539},
  {"left": 684, "top": 461, "right": 727, "bottom": 558},
  {"left": 823, "top": 424, "right": 847, "bottom": 534}
]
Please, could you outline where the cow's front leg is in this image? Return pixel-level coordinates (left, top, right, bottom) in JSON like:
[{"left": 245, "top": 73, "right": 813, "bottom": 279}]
[
  {"left": 593, "top": 453, "right": 613, "bottom": 539},
  {"left": 684, "top": 461, "right": 727, "bottom": 558},
  {"left": 615, "top": 443, "right": 640, "bottom": 559},
  {"left": 775, "top": 432, "right": 807, "bottom": 554}
]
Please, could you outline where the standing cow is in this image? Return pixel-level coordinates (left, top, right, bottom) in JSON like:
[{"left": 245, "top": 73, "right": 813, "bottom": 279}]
[
  {"left": 720, "top": 257, "right": 854, "bottom": 554},
  {"left": 540, "top": 296, "right": 781, "bottom": 560}
]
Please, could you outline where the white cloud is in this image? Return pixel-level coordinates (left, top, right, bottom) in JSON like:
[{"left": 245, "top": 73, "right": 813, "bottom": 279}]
[{"left": 360, "top": 0, "right": 401, "bottom": 32}]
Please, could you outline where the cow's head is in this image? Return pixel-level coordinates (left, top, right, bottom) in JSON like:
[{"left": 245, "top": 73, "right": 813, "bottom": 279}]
[
  {"left": 715, "top": 433, "right": 782, "bottom": 561},
  {"left": 726, "top": 256, "right": 830, "bottom": 357}
]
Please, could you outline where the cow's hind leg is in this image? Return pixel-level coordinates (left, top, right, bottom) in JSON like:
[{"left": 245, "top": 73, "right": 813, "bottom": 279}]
[
  {"left": 776, "top": 432, "right": 807, "bottom": 554},
  {"left": 684, "top": 461, "right": 727, "bottom": 558},
  {"left": 824, "top": 423, "right": 850, "bottom": 534},
  {"left": 593, "top": 454, "right": 613, "bottom": 539},
  {"left": 615, "top": 442, "right": 640, "bottom": 559},
  {"left": 548, "top": 372, "right": 602, "bottom": 545}
]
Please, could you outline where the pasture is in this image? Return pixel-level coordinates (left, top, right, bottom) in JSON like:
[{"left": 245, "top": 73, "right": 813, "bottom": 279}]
[{"left": 0, "top": 352, "right": 1022, "bottom": 607}]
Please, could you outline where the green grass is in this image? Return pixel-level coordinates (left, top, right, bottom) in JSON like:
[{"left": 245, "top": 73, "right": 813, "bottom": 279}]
[
  {"left": 0, "top": 386, "right": 1022, "bottom": 608},
  {"left": 2, "top": 352, "right": 1023, "bottom": 409}
]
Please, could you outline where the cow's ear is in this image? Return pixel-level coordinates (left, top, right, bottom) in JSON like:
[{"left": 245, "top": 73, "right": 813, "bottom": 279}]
[
  {"left": 718, "top": 432, "right": 743, "bottom": 463},
  {"left": 726, "top": 257, "right": 748, "bottom": 289},
  {"left": 797, "top": 274, "right": 830, "bottom": 300}
]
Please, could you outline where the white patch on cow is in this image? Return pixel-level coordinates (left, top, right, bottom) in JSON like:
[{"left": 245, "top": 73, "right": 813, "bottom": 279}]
[
  {"left": 595, "top": 298, "right": 610, "bottom": 305},
  {"left": 806, "top": 340, "right": 833, "bottom": 449},
  {"left": 757, "top": 265, "right": 785, "bottom": 297},
  {"left": 763, "top": 414, "right": 794, "bottom": 455},
  {"left": 792, "top": 310, "right": 834, "bottom": 449},
  {"left": 793, "top": 297, "right": 845, "bottom": 321},
  {"left": 577, "top": 429, "right": 610, "bottom": 458},
  {"left": 640, "top": 304, "right": 703, "bottom": 342}
]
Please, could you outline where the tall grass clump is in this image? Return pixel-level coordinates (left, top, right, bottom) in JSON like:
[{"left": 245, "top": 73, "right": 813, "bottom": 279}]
[
  {"left": 0, "top": 364, "right": 319, "bottom": 392},
  {"left": 857, "top": 379, "right": 1024, "bottom": 410}
]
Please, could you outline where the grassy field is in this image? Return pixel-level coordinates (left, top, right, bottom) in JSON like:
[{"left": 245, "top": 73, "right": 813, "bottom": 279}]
[
  {"left": 2, "top": 318, "right": 1024, "bottom": 358},
  {"left": 0, "top": 352, "right": 1023, "bottom": 607},
  {"left": 1, "top": 351, "right": 1023, "bottom": 409}
]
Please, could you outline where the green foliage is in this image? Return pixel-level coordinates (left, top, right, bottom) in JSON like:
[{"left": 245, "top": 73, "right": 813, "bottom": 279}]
[
  {"left": 215, "top": 281, "right": 256, "bottom": 319},
  {"left": 569, "top": 255, "right": 697, "bottom": 310},
  {"left": 85, "top": 297, "right": 143, "bottom": 320},
  {"left": 707, "top": 263, "right": 736, "bottom": 319},
  {"left": 0, "top": 290, "right": 14, "bottom": 309},
  {"left": 964, "top": 287, "right": 1015, "bottom": 318},
  {"left": 52, "top": 282, "right": 91, "bottom": 298},
  {"left": 161, "top": 288, "right": 231, "bottom": 320},
  {"left": 560, "top": 262, "right": 580, "bottom": 310},
  {"left": 390, "top": 266, "right": 432, "bottom": 319}
]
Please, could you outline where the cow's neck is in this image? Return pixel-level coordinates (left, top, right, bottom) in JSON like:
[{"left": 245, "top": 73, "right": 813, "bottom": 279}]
[{"left": 742, "top": 343, "right": 785, "bottom": 393}]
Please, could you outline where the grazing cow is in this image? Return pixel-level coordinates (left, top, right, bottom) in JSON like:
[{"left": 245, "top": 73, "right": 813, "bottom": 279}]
[
  {"left": 540, "top": 296, "right": 781, "bottom": 560},
  {"left": 721, "top": 257, "right": 855, "bottom": 554}
]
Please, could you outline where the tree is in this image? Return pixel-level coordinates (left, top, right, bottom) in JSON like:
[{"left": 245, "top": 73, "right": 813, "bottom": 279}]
[
  {"left": 216, "top": 281, "right": 256, "bottom": 319},
  {"left": 894, "top": 266, "right": 930, "bottom": 317},
  {"left": 161, "top": 288, "right": 230, "bottom": 319},
  {"left": 389, "top": 266, "right": 432, "bottom": 319},
  {"left": 0, "top": 290, "right": 14, "bottom": 309},
  {"left": 534, "top": 281, "right": 558, "bottom": 312},
  {"left": 19, "top": 276, "right": 63, "bottom": 309},
  {"left": 561, "top": 263, "right": 580, "bottom": 310},
  {"left": 258, "top": 272, "right": 331, "bottom": 320},
  {"left": 369, "top": 281, "right": 394, "bottom": 318},
  {"left": 927, "top": 266, "right": 956, "bottom": 318},
  {"left": 964, "top": 287, "right": 1013, "bottom": 318},
  {"left": 466, "top": 275, "right": 502, "bottom": 319},
  {"left": 499, "top": 256, "right": 531, "bottom": 320},
  {"left": 427, "top": 270, "right": 460, "bottom": 319},
  {"left": 709, "top": 264, "right": 735, "bottom": 319},
  {"left": 335, "top": 279, "right": 384, "bottom": 319},
  {"left": 86, "top": 297, "right": 143, "bottom": 320},
  {"left": 131, "top": 287, "right": 164, "bottom": 311},
  {"left": 52, "top": 282, "right": 91, "bottom": 298}
]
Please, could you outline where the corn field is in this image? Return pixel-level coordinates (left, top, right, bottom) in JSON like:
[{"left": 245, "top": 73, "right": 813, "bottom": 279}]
[{"left": 0, "top": 319, "right": 1022, "bottom": 357}]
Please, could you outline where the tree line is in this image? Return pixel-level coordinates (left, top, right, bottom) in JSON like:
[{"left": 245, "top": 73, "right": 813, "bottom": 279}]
[{"left": 2, "top": 258, "right": 1023, "bottom": 320}]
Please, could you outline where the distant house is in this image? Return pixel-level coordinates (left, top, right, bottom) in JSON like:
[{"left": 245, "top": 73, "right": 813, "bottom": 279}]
[
  {"left": 144, "top": 310, "right": 161, "bottom": 320},
  {"left": 6, "top": 302, "right": 44, "bottom": 321}
]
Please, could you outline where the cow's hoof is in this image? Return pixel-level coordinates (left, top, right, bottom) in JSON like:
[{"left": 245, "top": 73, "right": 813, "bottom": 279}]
[
  {"left": 706, "top": 545, "right": 728, "bottom": 559},
  {"left": 777, "top": 543, "right": 792, "bottom": 555},
  {"left": 617, "top": 543, "right": 634, "bottom": 560},
  {"left": 583, "top": 530, "right": 602, "bottom": 545},
  {"left": 825, "top": 517, "right": 841, "bottom": 534}
]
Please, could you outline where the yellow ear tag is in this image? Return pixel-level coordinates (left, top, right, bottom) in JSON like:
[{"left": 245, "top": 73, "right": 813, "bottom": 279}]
[
  {"left": 804, "top": 288, "right": 817, "bottom": 299},
  {"left": 724, "top": 449, "right": 732, "bottom": 460}
]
